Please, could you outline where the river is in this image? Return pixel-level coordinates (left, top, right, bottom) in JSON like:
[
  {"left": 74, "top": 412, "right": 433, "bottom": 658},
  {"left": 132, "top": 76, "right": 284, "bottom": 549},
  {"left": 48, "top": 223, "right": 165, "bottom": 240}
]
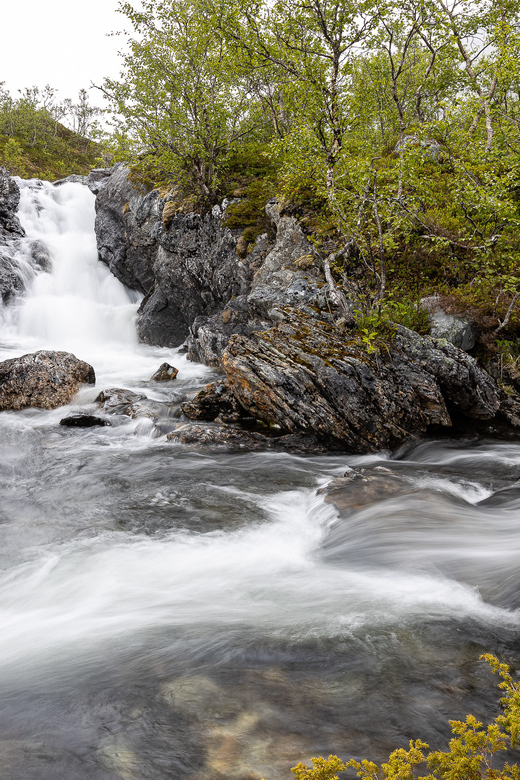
[{"left": 0, "top": 179, "right": 519, "bottom": 780}]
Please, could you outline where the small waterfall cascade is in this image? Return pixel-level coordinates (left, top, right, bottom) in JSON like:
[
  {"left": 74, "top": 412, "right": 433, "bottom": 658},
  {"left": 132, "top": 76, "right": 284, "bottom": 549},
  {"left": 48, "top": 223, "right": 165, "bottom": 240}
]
[{"left": 0, "top": 179, "right": 140, "bottom": 355}]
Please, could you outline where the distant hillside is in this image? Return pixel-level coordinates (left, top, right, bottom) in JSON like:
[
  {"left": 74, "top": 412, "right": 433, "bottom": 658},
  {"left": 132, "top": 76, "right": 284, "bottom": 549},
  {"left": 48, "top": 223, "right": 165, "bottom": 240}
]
[
  {"left": 0, "top": 122, "right": 102, "bottom": 181},
  {"left": 0, "top": 86, "right": 104, "bottom": 181}
]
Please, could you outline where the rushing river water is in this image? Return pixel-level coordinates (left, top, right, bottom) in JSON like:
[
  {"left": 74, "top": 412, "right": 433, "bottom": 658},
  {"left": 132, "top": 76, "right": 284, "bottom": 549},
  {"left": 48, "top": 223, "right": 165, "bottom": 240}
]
[{"left": 0, "top": 179, "right": 519, "bottom": 780}]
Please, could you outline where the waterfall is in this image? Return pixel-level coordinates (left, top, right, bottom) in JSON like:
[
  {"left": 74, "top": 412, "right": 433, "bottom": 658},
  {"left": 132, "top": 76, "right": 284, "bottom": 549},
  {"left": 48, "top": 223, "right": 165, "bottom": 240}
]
[{"left": 0, "top": 178, "right": 205, "bottom": 388}]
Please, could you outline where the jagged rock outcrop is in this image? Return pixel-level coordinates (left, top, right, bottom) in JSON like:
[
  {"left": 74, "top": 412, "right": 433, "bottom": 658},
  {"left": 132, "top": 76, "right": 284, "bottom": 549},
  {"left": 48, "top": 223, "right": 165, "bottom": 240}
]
[
  {"left": 94, "top": 165, "right": 251, "bottom": 347},
  {"left": 94, "top": 166, "right": 331, "bottom": 354},
  {"left": 0, "top": 167, "right": 24, "bottom": 244},
  {"left": 0, "top": 167, "right": 26, "bottom": 304},
  {"left": 207, "top": 307, "right": 516, "bottom": 453},
  {"left": 0, "top": 351, "right": 95, "bottom": 411},
  {"left": 186, "top": 202, "right": 328, "bottom": 366}
]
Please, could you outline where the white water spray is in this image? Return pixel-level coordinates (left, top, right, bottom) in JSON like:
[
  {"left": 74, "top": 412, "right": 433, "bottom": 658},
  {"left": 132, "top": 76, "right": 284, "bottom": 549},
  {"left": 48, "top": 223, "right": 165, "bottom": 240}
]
[{"left": 0, "top": 179, "right": 207, "bottom": 387}]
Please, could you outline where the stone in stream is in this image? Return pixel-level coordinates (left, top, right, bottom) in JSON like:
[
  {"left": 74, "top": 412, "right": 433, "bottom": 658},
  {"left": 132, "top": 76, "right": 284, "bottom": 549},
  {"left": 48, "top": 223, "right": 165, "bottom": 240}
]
[
  {"left": 167, "top": 421, "right": 328, "bottom": 453},
  {"left": 0, "top": 351, "right": 95, "bottom": 411},
  {"left": 181, "top": 379, "right": 250, "bottom": 423},
  {"left": 150, "top": 363, "right": 178, "bottom": 381},
  {"left": 60, "top": 414, "right": 110, "bottom": 428},
  {"left": 319, "top": 467, "right": 414, "bottom": 512},
  {"left": 95, "top": 387, "right": 147, "bottom": 416}
]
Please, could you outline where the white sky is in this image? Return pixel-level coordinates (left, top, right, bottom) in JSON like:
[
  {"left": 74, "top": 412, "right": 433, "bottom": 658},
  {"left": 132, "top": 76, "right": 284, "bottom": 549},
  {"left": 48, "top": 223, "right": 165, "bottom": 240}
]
[{"left": 0, "top": 0, "right": 127, "bottom": 105}]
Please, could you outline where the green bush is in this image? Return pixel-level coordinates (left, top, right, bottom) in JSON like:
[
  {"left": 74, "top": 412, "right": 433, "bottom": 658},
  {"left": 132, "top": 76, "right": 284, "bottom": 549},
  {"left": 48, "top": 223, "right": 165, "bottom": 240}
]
[{"left": 286, "top": 655, "right": 520, "bottom": 780}]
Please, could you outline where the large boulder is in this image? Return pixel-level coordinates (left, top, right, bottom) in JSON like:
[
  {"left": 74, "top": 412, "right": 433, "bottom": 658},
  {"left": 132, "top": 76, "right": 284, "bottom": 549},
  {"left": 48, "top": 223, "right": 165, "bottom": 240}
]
[
  {"left": 217, "top": 308, "right": 513, "bottom": 453},
  {"left": 0, "top": 351, "right": 95, "bottom": 411}
]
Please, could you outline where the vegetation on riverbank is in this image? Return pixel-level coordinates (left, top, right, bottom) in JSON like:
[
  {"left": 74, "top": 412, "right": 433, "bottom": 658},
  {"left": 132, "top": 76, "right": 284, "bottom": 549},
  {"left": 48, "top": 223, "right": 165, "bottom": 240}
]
[
  {"left": 0, "top": 85, "right": 104, "bottom": 180},
  {"left": 289, "top": 655, "right": 520, "bottom": 780},
  {"left": 99, "top": 0, "right": 520, "bottom": 366}
]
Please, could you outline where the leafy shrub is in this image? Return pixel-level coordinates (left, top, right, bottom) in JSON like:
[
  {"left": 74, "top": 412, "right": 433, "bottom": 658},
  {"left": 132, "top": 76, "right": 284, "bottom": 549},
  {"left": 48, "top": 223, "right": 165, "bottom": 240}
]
[{"left": 286, "top": 655, "right": 520, "bottom": 780}]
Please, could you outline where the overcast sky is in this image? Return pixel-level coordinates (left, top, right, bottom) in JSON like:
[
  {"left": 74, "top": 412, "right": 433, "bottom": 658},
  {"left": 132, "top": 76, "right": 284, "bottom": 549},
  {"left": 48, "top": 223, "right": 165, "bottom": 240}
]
[{"left": 0, "top": 0, "right": 127, "bottom": 105}]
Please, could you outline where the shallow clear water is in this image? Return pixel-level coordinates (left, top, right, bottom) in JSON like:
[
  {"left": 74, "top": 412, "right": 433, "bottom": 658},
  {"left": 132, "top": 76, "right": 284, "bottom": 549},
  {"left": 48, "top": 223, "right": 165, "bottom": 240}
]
[{"left": 0, "top": 180, "right": 519, "bottom": 780}]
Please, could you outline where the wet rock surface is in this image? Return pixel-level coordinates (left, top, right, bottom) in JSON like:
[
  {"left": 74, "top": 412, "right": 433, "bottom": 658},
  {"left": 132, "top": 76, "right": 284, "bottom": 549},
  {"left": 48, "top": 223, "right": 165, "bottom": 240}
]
[
  {"left": 60, "top": 414, "right": 110, "bottom": 428},
  {"left": 320, "top": 466, "right": 415, "bottom": 512},
  {"left": 0, "top": 167, "right": 24, "bottom": 243},
  {"left": 0, "top": 351, "right": 95, "bottom": 411},
  {"left": 150, "top": 363, "right": 178, "bottom": 382},
  {"left": 181, "top": 380, "right": 250, "bottom": 423},
  {"left": 217, "top": 308, "right": 512, "bottom": 453},
  {"left": 95, "top": 388, "right": 147, "bottom": 416},
  {"left": 167, "top": 421, "right": 328, "bottom": 453}
]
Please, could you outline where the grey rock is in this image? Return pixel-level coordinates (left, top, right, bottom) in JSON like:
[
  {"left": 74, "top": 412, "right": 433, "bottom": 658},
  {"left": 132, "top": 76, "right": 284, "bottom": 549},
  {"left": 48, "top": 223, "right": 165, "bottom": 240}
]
[
  {"left": 181, "top": 380, "right": 249, "bottom": 423},
  {"left": 186, "top": 203, "right": 330, "bottom": 367},
  {"left": 0, "top": 167, "right": 24, "bottom": 243},
  {"left": 0, "top": 351, "right": 95, "bottom": 411},
  {"left": 167, "top": 421, "right": 328, "bottom": 452},
  {"left": 186, "top": 296, "right": 260, "bottom": 367},
  {"left": 167, "top": 422, "right": 269, "bottom": 450},
  {"left": 248, "top": 201, "right": 325, "bottom": 320},
  {"left": 53, "top": 174, "right": 88, "bottom": 187},
  {"left": 421, "top": 296, "right": 477, "bottom": 351},
  {"left": 95, "top": 387, "right": 147, "bottom": 415},
  {"left": 94, "top": 164, "right": 155, "bottom": 294},
  {"left": 0, "top": 249, "right": 23, "bottom": 304},
  {"left": 94, "top": 166, "right": 250, "bottom": 347},
  {"left": 319, "top": 467, "right": 413, "bottom": 512},
  {"left": 87, "top": 168, "right": 113, "bottom": 195}
]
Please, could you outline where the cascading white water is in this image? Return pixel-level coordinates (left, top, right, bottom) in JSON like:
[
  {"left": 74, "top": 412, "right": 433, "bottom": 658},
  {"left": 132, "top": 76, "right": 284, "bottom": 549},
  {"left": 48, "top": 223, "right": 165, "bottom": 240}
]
[
  {"left": 2, "top": 180, "right": 138, "bottom": 345},
  {"left": 0, "top": 178, "right": 207, "bottom": 388},
  {"left": 1, "top": 179, "right": 520, "bottom": 780}
]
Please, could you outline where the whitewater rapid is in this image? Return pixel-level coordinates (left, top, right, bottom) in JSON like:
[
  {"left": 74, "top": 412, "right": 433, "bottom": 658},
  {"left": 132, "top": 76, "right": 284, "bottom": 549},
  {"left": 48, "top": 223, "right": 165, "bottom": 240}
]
[{"left": 0, "top": 178, "right": 519, "bottom": 780}]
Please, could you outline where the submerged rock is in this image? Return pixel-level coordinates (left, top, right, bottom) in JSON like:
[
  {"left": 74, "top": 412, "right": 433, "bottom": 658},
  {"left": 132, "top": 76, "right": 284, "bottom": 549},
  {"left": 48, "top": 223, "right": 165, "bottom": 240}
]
[
  {"left": 60, "top": 414, "right": 109, "bottom": 428},
  {"left": 150, "top": 363, "right": 178, "bottom": 381},
  {"left": 167, "top": 421, "right": 328, "bottom": 452},
  {"left": 320, "top": 467, "right": 413, "bottom": 512},
  {"left": 217, "top": 308, "right": 511, "bottom": 453},
  {"left": 95, "top": 387, "right": 147, "bottom": 415},
  {"left": 0, "top": 351, "right": 95, "bottom": 411}
]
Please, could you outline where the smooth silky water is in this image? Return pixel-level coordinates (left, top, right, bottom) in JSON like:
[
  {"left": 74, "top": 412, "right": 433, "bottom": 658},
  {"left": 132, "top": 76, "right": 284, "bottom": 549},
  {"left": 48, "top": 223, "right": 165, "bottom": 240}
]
[{"left": 0, "top": 179, "right": 519, "bottom": 780}]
